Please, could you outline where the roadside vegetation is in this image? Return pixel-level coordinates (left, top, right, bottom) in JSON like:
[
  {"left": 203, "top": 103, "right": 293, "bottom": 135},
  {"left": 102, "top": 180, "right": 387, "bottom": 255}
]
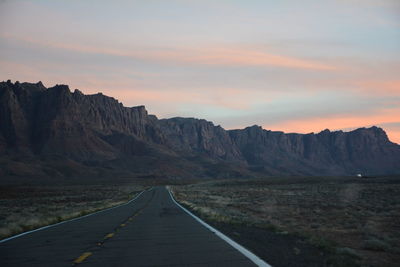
[
  {"left": 0, "top": 184, "right": 146, "bottom": 239},
  {"left": 172, "top": 176, "right": 400, "bottom": 267}
]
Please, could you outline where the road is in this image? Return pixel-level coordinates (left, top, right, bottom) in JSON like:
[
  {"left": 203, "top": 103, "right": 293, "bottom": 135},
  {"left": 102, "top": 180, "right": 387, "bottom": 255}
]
[{"left": 0, "top": 186, "right": 267, "bottom": 266}]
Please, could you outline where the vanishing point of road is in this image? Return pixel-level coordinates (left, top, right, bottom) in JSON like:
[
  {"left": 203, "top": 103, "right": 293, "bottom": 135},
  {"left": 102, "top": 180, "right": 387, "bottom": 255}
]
[{"left": 0, "top": 186, "right": 270, "bottom": 267}]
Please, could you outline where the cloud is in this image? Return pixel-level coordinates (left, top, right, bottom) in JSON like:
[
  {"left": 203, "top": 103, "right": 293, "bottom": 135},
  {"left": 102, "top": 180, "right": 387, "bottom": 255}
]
[
  {"left": 354, "top": 80, "right": 400, "bottom": 95},
  {"left": 176, "top": 47, "right": 336, "bottom": 70},
  {"left": 1, "top": 33, "right": 337, "bottom": 71}
]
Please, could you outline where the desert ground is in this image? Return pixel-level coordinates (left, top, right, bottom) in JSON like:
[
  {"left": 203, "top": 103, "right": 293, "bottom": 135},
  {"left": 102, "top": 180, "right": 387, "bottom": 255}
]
[{"left": 172, "top": 176, "right": 400, "bottom": 267}]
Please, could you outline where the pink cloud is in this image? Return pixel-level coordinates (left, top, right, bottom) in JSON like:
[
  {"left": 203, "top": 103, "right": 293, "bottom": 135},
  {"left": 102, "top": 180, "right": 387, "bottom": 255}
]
[
  {"left": 185, "top": 48, "right": 336, "bottom": 70},
  {"left": 354, "top": 80, "right": 400, "bottom": 95},
  {"left": 1, "top": 33, "right": 336, "bottom": 70}
]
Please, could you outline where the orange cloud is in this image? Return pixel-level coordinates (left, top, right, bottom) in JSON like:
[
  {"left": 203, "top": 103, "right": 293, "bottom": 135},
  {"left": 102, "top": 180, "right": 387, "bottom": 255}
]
[
  {"left": 266, "top": 108, "right": 400, "bottom": 144},
  {"left": 1, "top": 33, "right": 336, "bottom": 70}
]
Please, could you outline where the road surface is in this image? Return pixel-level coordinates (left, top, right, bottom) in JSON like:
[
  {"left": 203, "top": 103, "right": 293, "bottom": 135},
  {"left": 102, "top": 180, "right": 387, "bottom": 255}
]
[{"left": 0, "top": 186, "right": 266, "bottom": 266}]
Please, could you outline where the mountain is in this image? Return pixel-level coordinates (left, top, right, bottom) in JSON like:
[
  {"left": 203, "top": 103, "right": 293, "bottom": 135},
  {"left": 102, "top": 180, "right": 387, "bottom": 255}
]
[{"left": 1, "top": 80, "right": 399, "bottom": 181}]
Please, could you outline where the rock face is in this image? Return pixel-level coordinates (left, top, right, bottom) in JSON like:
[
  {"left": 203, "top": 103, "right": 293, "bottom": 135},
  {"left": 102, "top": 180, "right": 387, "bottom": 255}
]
[
  {"left": 1, "top": 80, "right": 399, "bottom": 179},
  {"left": 228, "top": 126, "right": 400, "bottom": 175},
  {"left": 0, "top": 81, "right": 164, "bottom": 162},
  {"left": 158, "top": 117, "right": 242, "bottom": 161}
]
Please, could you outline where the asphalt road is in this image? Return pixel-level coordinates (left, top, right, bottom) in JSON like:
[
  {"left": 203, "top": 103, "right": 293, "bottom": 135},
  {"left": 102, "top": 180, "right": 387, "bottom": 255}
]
[{"left": 0, "top": 186, "right": 262, "bottom": 267}]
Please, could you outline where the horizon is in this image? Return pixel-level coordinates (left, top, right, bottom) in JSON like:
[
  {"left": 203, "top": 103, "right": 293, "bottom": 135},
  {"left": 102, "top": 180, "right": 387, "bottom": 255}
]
[{"left": 1, "top": 0, "right": 399, "bottom": 143}]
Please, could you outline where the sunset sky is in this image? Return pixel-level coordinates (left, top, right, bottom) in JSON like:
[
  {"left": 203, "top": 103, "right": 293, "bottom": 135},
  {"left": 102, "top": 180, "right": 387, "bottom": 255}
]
[{"left": 1, "top": 0, "right": 399, "bottom": 143}]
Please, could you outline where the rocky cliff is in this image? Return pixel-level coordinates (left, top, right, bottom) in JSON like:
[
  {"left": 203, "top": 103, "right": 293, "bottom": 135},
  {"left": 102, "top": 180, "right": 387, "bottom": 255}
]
[
  {"left": 0, "top": 80, "right": 164, "bottom": 161},
  {"left": 228, "top": 125, "right": 400, "bottom": 175},
  {"left": 158, "top": 117, "right": 242, "bottom": 161},
  {"left": 1, "top": 80, "right": 399, "bottom": 180}
]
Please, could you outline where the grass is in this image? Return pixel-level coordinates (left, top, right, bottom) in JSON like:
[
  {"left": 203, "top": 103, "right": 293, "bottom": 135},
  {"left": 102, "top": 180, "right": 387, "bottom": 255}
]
[{"left": 0, "top": 184, "right": 147, "bottom": 239}]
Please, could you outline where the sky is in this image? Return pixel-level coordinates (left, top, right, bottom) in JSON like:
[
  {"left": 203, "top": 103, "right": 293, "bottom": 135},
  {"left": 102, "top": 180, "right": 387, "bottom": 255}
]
[{"left": 1, "top": 0, "right": 399, "bottom": 143}]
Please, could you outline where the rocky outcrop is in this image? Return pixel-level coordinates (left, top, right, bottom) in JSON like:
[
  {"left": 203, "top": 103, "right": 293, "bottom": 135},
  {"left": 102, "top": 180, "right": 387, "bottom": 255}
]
[
  {"left": 1, "top": 80, "right": 399, "bottom": 178},
  {"left": 228, "top": 126, "right": 400, "bottom": 175},
  {"left": 159, "top": 117, "right": 243, "bottom": 161}
]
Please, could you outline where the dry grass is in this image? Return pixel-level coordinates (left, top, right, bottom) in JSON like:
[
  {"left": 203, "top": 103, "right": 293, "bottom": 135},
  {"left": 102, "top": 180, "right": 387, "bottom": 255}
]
[
  {"left": 172, "top": 176, "right": 400, "bottom": 267},
  {"left": 0, "top": 184, "right": 146, "bottom": 239}
]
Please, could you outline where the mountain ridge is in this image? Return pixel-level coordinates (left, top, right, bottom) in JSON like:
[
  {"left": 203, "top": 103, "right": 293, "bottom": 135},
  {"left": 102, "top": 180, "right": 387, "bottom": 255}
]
[{"left": 1, "top": 80, "right": 399, "bottom": 181}]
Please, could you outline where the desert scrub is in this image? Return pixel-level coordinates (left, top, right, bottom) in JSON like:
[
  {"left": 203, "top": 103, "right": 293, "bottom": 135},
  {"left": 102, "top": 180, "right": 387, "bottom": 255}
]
[
  {"left": 0, "top": 184, "right": 146, "bottom": 239},
  {"left": 172, "top": 177, "right": 400, "bottom": 267},
  {"left": 362, "top": 237, "right": 390, "bottom": 252}
]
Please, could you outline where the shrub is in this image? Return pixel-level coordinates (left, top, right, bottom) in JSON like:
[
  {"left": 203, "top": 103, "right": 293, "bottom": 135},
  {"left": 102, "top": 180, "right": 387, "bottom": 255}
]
[{"left": 362, "top": 238, "right": 390, "bottom": 251}]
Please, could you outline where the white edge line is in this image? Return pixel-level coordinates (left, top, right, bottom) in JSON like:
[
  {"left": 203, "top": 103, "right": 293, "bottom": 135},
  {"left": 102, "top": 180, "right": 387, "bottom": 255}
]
[
  {"left": 167, "top": 188, "right": 272, "bottom": 267},
  {"left": 0, "top": 187, "right": 152, "bottom": 243}
]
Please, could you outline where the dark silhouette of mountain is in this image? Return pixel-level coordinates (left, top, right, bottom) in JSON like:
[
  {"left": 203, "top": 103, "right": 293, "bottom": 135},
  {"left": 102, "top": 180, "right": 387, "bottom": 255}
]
[{"left": 1, "top": 80, "right": 399, "bottom": 181}]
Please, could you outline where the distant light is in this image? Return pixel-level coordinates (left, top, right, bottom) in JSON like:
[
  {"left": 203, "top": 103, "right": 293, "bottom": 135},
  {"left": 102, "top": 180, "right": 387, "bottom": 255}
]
[{"left": 356, "top": 173, "right": 362, "bottom": 178}]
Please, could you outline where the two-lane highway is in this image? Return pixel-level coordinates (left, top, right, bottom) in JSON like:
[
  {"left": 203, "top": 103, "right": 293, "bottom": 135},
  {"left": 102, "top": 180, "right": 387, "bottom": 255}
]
[{"left": 0, "top": 187, "right": 267, "bottom": 266}]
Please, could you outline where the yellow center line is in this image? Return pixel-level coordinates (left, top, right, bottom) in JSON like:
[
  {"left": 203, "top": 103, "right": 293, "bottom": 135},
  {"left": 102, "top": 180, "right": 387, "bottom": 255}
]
[
  {"left": 73, "top": 252, "right": 92, "bottom": 264},
  {"left": 72, "top": 193, "right": 152, "bottom": 265},
  {"left": 104, "top": 233, "right": 114, "bottom": 239}
]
